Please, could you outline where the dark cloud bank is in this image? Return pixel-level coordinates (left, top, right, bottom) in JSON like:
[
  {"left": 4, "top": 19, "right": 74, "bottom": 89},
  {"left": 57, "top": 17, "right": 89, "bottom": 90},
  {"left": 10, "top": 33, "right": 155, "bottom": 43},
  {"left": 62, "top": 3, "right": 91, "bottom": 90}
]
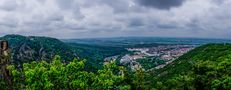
[{"left": 136, "top": 0, "right": 185, "bottom": 10}]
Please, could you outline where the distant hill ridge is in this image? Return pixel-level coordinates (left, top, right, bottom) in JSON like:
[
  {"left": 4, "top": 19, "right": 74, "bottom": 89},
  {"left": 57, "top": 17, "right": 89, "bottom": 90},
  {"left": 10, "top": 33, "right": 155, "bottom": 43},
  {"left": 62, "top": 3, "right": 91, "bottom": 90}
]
[
  {"left": 0, "top": 34, "right": 77, "bottom": 65},
  {"left": 0, "top": 34, "right": 127, "bottom": 71}
]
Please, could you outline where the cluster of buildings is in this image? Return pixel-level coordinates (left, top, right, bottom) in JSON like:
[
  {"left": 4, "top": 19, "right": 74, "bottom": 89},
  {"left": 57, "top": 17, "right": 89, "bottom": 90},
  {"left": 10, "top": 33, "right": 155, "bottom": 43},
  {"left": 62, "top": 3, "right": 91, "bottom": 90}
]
[
  {"left": 127, "top": 45, "right": 195, "bottom": 61},
  {"left": 104, "top": 45, "right": 195, "bottom": 70}
]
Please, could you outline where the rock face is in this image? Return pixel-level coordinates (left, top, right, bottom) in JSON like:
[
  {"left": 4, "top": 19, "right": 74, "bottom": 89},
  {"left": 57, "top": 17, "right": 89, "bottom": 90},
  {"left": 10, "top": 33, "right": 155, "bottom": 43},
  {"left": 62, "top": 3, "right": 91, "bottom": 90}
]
[{"left": 0, "top": 35, "right": 77, "bottom": 64}]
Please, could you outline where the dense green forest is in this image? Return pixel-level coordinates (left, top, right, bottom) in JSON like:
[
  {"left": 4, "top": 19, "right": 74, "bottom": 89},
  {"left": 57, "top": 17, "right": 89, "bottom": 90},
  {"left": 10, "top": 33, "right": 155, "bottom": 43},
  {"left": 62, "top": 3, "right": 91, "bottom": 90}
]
[
  {"left": 0, "top": 35, "right": 128, "bottom": 71},
  {"left": 0, "top": 56, "right": 147, "bottom": 90},
  {"left": 150, "top": 43, "right": 231, "bottom": 89},
  {"left": 1, "top": 43, "right": 231, "bottom": 89},
  {"left": 0, "top": 35, "right": 76, "bottom": 64},
  {"left": 69, "top": 43, "right": 128, "bottom": 71},
  {"left": 137, "top": 56, "right": 165, "bottom": 70},
  {"left": 1, "top": 35, "right": 231, "bottom": 89}
]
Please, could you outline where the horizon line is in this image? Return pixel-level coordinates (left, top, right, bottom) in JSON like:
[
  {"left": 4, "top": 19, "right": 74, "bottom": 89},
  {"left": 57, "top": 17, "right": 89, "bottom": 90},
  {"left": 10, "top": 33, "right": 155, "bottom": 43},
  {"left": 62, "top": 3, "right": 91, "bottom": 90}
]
[{"left": 1, "top": 34, "right": 231, "bottom": 40}]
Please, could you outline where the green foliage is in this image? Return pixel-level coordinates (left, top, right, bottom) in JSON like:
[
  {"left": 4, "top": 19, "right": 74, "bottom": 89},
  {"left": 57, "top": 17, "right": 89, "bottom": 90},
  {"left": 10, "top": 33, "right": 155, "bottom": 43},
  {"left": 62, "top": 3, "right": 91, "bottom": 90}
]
[
  {"left": 132, "top": 68, "right": 146, "bottom": 90},
  {"left": 69, "top": 43, "right": 128, "bottom": 71},
  {"left": 0, "top": 35, "right": 76, "bottom": 64},
  {"left": 137, "top": 56, "right": 165, "bottom": 70},
  {"left": 0, "top": 35, "right": 127, "bottom": 72},
  {"left": 92, "top": 61, "right": 128, "bottom": 89},
  {"left": 3, "top": 41, "right": 231, "bottom": 89},
  {"left": 0, "top": 78, "right": 7, "bottom": 90},
  {"left": 152, "top": 44, "right": 231, "bottom": 80},
  {"left": 5, "top": 56, "right": 137, "bottom": 90},
  {"left": 151, "top": 43, "right": 231, "bottom": 89}
]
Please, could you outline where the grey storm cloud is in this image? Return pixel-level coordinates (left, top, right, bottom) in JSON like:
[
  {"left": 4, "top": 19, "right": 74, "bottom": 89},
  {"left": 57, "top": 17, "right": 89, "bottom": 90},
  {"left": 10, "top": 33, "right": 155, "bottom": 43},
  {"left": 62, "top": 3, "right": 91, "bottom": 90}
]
[
  {"left": 129, "top": 20, "right": 144, "bottom": 27},
  {"left": 136, "top": 0, "right": 185, "bottom": 10},
  {"left": 156, "top": 24, "right": 179, "bottom": 29},
  {"left": 56, "top": 0, "right": 74, "bottom": 9},
  {"left": 0, "top": 0, "right": 231, "bottom": 39},
  {"left": 0, "top": 0, "right": 18, "bottom": 11}
]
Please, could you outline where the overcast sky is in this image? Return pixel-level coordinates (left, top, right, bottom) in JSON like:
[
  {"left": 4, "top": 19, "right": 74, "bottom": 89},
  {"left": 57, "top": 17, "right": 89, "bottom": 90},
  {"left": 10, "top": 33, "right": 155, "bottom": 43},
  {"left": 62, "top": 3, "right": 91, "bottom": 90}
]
[{"left": 0, "top": 0, "right": 230, "bottom": 39}]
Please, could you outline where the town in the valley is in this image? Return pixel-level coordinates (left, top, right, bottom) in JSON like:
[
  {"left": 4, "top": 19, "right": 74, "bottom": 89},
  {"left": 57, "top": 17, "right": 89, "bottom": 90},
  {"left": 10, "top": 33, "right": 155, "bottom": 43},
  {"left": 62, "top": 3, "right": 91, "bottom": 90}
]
[{"left": 104, "top": 45, "right": 196, "bottom": 70}]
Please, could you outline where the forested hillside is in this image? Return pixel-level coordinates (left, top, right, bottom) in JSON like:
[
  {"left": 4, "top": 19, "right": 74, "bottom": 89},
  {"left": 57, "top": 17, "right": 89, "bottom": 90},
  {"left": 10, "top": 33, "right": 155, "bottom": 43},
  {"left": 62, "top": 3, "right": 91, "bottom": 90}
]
[
  {"left": 0, "top": 35, "right": 76, "bottom": 64},
  {"left": 1, "top": 35, "right": 231, "bottom": 89},
  {"left": 1, "top": 43, "right": 230, "bottom": 90},
  {"left": 0, "top": 56, "right": 147, "bottom": 90},
  {"left": 0, "top": 35, "right": 127, "bottom": 71},
  {"left": 150, "top": 43, "right": 231, "bottom": 89},
  {"left": 69, "top": 43, "right": 128, "bottom": 71}
]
